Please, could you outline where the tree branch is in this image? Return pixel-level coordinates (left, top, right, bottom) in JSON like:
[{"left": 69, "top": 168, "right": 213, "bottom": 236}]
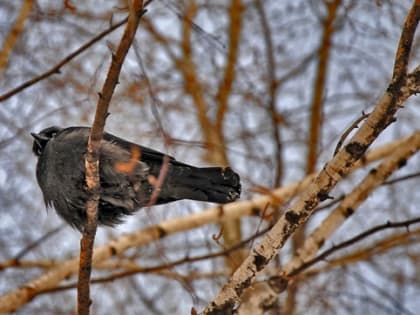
[
  {"left": 78, "top": 2, "right": 145, "bottom": 314},
  {"left": 0, "top": 18, "right": 127, "bottom": 103},
  {"left": 201, "top": 1, "right": 420, "bottom": 313}
]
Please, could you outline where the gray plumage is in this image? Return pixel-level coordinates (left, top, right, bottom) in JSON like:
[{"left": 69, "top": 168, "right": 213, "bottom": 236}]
[{"left": 32, "top": 126, "right": 241, "bottom": 231}]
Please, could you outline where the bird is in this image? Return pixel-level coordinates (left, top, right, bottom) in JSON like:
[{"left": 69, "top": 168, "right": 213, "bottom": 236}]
[{"left": 31, "top": 126, "right": 241, "bottom": 231}]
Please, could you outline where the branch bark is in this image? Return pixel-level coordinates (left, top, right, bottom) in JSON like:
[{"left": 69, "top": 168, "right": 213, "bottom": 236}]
[
  {"left": 201, "top": 1, "right": 420, "bottom": 313},
  {"left": 237, "top": 131, "right": 420, "bottom": 314},
  {"left": 78, "top": 2, "right": 144, "bottom": 314}
]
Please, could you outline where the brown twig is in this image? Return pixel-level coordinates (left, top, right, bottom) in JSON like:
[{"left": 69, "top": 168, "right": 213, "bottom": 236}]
[
  {"left": 0, "top": 18, "right": 127, "bottom": 103},
  {"left": 306, "top": 0, "right": 341, "bottom": 174},
  {"left": 0, "top": 0, "right": 33, "bottom": 71},
  {"left": 38, "top": 226, "right": 272, "bottom": 295},
  {"left": 255, "top": 0, "right": 283, "bottom": 187},
  {"left": 12, "top": 224, "right": 65, "bottom": 261},
  {"left": 288, "top": 217, "right": 420, "bottom": 277},
  {"left": 313, "top": 228, "right": 420, "bottom": 272},
  {"left": 215, "top": 0, "right": 244, "bottom": 272},
  {"left": 0, "top": 0, "right": 156, "bottom": 103},
  {"left": 77, "top": 2, "right": 145, "bottom": 315},
  {"left": 215, "top": 0, "right": 243, "bottom": 147},
  {"left": 334, "top": 112, "right": 370, "bottom": 156}
]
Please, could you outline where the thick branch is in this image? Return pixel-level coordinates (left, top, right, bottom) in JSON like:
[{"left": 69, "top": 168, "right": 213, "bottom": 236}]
[
  {"left": 201, "top": 2, "right": 419, "bottom": 313},
  {"left": 284, "top": 132, "right": 420, "bottom": 276}
]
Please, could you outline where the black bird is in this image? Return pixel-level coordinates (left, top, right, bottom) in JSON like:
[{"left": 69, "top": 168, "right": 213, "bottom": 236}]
[{"left": 31, "top": 126, "right": 241, "bottom": 231}]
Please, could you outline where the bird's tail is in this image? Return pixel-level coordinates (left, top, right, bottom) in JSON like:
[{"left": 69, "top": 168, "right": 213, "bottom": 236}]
[{"left": 158, "top": 166, "right": 241, "bottom": 204}]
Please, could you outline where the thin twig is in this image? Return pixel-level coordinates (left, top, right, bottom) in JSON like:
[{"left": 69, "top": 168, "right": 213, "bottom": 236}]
[
  {"left": 0, "top": 18, "right": 127, "bottom": 103},
  {"left": 13, "top": 224, "right": 65, "bottom": 261},
  {"left": 334, "top": 112, "right": 370, "bottom": 156},
  {"left": 38, "top": 225, "right": 272, "bottom": 295},
  {"left": 288, "top": 217, "right": 420, "bottom": 276},
  {"left": 0, "top": 0, "right": 156, "bottom": 103}
]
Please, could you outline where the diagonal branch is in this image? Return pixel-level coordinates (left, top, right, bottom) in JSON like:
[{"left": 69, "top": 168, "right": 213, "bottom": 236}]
[
  {"left": 0, "top": 134, "right": 412, "bottom": 313},
  {"left": 0, "top": 18, "right": 127, "bottom": 103},
  {"left": 201, "top": 1, "right": 420, "bottom": 313},
  {"left": 284, "top": 131, "right": 420, "bottom": 277}
]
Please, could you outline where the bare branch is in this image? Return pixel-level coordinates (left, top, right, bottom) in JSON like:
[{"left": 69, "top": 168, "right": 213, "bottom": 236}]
[
  {"left": 201, "top": 2, "right": 420, "bottom": 313},
  {"left": 0, "top": 18, "right": 127, "bottom": 103},
  {"left": 78, "top": 2, "right": 145, "bottom": 314},
  {"left": 290, "top": 217, "right": 420, "bottom": 277}
]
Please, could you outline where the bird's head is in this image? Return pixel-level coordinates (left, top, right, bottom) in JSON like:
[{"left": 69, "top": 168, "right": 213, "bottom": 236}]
[{"left": 31, "top": 126, "right": 62, "bottom": 156}]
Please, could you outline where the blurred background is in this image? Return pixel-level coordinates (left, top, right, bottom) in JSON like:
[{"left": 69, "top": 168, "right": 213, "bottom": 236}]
[{"left": 0, "top": 0, "right": 419, "bottom": 314}]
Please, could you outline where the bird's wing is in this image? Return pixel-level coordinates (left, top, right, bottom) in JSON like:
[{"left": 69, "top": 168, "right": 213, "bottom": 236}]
[{"left": 103, "top": 132, "right": 176, "bottom": 163}]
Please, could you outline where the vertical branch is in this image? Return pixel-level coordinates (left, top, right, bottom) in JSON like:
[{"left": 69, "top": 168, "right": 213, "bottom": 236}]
[
  {"left": 0, "top": 0, "right": 33, "bottom": 71},
  {"left": 255, "top": 0, "right": 283, "bottom": 187},
  {"left": 306, "top": 0, "right": 340, "bottom": 174},
  {"left": 215, "top": 0, "right": 243, "bottom": 153},
  {"left": 177, "top": 1, "right": 224, "bottom": 164},
  {"left": 177, "top": 0, "right": 244, "bottom": 271},
  {"left": 77, "top": 1, "right": 145, "bottom": 315},
  {"left": 215, "top": 0, "right": 244, "bottom": 271}
]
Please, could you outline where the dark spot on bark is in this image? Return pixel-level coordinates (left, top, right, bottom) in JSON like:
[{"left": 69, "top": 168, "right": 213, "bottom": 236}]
[
  {"left": 304, "top": 199, "right": 317, "bottom": 211},
  {"left": 110, "top": 246, "right": 117, "bottom": 256},
  {"left": 235, "top": 277, "right": 252, "bottom": 297},
  {"left": 207, "top": 301, "right": 236, "bottom": 315},
  {"left": 344, "top": 207, "right": 354, "bottom": 217},
  {"left": 369, "top": 168, "right": 377, "bottom": 175},
  {"left": 338, "top": 169, "right": 345, "bottom": 177},
  {"left": 251, "top": 207, "right": 260, "bottom": 216},
  {"left": 387, "top": 81, "right": 399, "bottom": 94},
  {"left": 317, "top": 238, "right": 325, "bottom": 248},
  {"left": 285, "top": 210, "right": 300, "bottom": 224},
  {"left": 317, "top": 189, "right": 333, "bottom": 201},
  {"left": 217, "top": 205, "right": 224, "bottom": 217},
  {"left": 262, "top": 301, "right": 279, "bottom": 312},
  {"left": 156, "top": 226, "right": 167, "bottom": 238},
  {"left": 268, "top": 276, "right": 289, "bottom": 293},
  {"left": 398, "top": 158, "right": 407, "bottom": 168},
  {"left": 254, "top": 252, "right": 268, "bottom": 271},
  {"left": 345, "top": 142, "right": 367, "bottom": 159}
]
